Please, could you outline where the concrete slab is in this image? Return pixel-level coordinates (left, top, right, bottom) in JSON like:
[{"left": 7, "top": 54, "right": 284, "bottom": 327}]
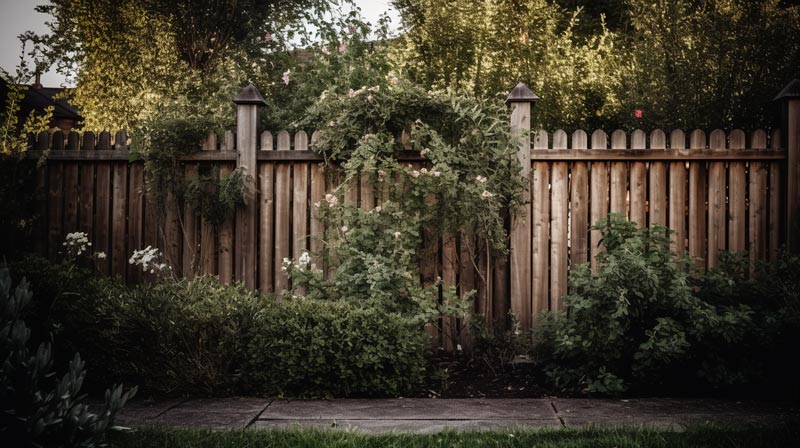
[
  {"left": 115, "top": 398, "right": 186, "bottom": 424},
  {"left": 252, "top": 419, "right": 561, "bottom": 434},
  {"left": 152, "top": 397, "right": 271, "bottom": 430},
  {"left": 261, "top": 399, "right": 557, "bottom": 421},
  {"left": 552, "top": 398, "right": 800, "bottom": 428}
]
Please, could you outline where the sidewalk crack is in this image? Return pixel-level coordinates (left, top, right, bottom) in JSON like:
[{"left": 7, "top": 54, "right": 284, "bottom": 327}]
[
  {"left": 550, "top": 400, "right": 565, "bottom": 427},
  {"left": 246, "top": 399, "right": 274, "bottom": 428}
]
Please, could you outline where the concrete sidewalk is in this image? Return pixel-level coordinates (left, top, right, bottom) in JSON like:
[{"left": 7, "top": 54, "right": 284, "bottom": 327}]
[{"left": 114, "top": 398, "right": 800, "bottom": 434}]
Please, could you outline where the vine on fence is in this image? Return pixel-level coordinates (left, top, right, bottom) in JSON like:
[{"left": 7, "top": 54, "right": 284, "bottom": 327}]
[
  {"left": 130, "top": 116, "right": 246, "bottom": 232},
  {"left": 283, "top": 80, "right": 525, "bottom": 335}
]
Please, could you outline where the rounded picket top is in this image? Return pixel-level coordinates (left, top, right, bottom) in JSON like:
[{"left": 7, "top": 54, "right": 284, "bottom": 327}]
[
  {"left": 552, "top": 129, "right": 568, "bottom": 149},
  {"left": 670, "top": 129, "right": 686, "bottom": 149},
  {"left": 590, "top": 129, "right": 607, "bottom": 149},
  {"left": 571, "top": 129, "right": 588, "bottom": 149}
]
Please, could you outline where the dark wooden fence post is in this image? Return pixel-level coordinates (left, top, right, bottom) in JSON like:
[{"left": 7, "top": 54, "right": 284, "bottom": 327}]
[
  {"left": 234, "top": 84, "right": 267, "bottom": 289},
  {"left": 507, "top": 83, "right": 538, "bottom": 330},
  {"left": 775, "top": 79, "right": 800, "bottom": 253}
]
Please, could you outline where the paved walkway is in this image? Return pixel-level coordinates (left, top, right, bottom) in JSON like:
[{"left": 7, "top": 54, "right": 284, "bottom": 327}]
[{"left": 114, "top": 398, "right": 800, "bottom": 433}]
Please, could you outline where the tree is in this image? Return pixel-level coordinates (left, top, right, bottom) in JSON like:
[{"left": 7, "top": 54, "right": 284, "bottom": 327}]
[
  {"left": 392, "top": 0, "right": 800, "bottom": 130},
  {"left": 30, "top": 0, "right": 345, "bottom": 130}
]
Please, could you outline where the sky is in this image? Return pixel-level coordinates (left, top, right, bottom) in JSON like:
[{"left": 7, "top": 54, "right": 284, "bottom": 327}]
[{"left": 0, "top": 0, "right": 401, "bottom": 87}]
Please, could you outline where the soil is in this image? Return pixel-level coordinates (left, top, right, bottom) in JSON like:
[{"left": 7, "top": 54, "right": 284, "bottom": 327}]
[{"left": 414, "top": 355, "right": 546, "bottom": 399}]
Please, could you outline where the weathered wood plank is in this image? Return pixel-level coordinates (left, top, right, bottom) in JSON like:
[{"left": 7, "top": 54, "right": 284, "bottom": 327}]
[
  {"left": 110, "top": 162, "right": 128, "bottom": 279},
  {"left": 769, "top": 129, "right": 782, "bottom": 261},
  {"left": 590, "top": 130, "right": 609, "bottom": 270},
  {"left": 550, "top": 161, "right": 568, "bottom": 310},
  {"left": 127, "top": 162, "right": 144, "bottom": 283},
  {"left": 258, "top": 131, "right": 274, "bottom": 292},
  {"left": 531, "top": 130, "right": 548, "bottom": 324},
  {"left": 274, "top": 131, "right": 292, "bottom": 295},
  {"left": 707, "top": 129, "right": 727, "bottom": 268},
  {"left": 199, "top": 133, "right": 218, "bottom": 276},
  {"left": 689, "top": 130, "right": 707, "bottom": 268},
  {"left": 94, "top": 162, "right": 111, "bottom": 274},
  {"left": 728, "top": 129, "right": 746, "bottom": 253},
  {"left": 748, "top": 129, "right": 768, "bottom": 267},
  {"left": 609, "top": 130, "right": 627, "bottom": 216},
  {"left": 668, "top": 130, "right": 687, "bottom": 256},
  {"left": 630, "top": 129, "right": 647, "bottom": 227},
  {"left": 570, "top": 130, "right": 589, "bottom": 270},
  {"left": 649, "top": 130, "right": 667, "bottom": 227},
  {"left": 46, "top": 163, "right": 64, "bottom": 261},
  {"left": 63, "top": 162, "right": 79, "bottom": 235},
  {"left": 292, "top": 132, "right": 310, "bottom": 287}
]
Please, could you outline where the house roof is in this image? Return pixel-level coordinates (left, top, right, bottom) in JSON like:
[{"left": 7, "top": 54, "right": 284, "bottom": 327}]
[{"left": 0, "top": 77, "right": 83, "bottom": 122}]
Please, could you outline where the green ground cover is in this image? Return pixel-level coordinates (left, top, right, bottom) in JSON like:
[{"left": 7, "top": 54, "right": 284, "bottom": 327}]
[{"left": 110, "top": 425, "right": 800, "bottom": 448}]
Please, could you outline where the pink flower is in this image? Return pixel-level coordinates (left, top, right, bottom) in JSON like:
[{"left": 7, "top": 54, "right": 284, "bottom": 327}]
[
  {"left": 321, "top": 47, "right": 330, "bottom": 56},
  {"left": 349, "top": 25, "right": 356, "bottom": 34},
  {"left": 264, "top": 32, "right": 272, "bottom": 41},
  {"left": 338, "top": 42, "right": 346, "bottom": 53},
  {"left": 282, "top": 70, "right": 291, "bottom": 85},
  {"left": 634, "top": 109, "right": 643, "bottom": 119}
]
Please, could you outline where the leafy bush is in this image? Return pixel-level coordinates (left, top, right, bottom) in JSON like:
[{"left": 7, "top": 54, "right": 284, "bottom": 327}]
[
  {"left": 537, "top": 214, "right": 800, "bottom": 396},
  {"left": 12, "top": 255, "right": 430, "bottom": 398},
  {"left": 242, "top": 298, "right": 428, "bottom": 398},
  {"left": 58, "top": 275, "right": 257, "bottom": 395},
  {"left": 0, "top": 267, "right": 135, "bottom": 447}
]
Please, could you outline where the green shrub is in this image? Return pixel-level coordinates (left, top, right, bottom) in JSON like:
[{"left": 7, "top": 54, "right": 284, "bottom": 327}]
[
  {"left": 537, "top": 215, "right": 759, "bottom": 394},
  {"left": 60, "top": 276, "right": 258, "bottom": 395},
  {"left": 242, "top": 298, "right": 428, "bottom": 398},
  {"left": 0, "top": 267, "right": 135, "bottom": 447}
]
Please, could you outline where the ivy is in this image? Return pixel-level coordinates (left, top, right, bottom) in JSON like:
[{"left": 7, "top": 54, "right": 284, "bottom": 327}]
[{"left": 185, "top": 166, "right": 246, "bottom": 228}]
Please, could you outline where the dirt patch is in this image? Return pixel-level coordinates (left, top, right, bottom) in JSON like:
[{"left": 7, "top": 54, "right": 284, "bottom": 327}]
[{"left": 415, "top": 356, "right": 546, "bottom": 398}]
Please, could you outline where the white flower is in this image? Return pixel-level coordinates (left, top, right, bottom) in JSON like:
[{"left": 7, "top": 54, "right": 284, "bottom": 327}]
[
  {"left": 388, "top": 76, "right": 399, "bottom": 85},
  {"left": 298, "top": 251, "right": 311, "bottom": 269},
  {"left": 476, "top": 175, "right": 488, "bottom": 184},
  {"left": 481, "top": 190, "right": 495, "bottom": 198},
  {"left": 432, "top": 171, "right": 441, "bottom": 177},
  {"left": 420, "top": 168, "right": 428, "bottom": 175},
  {"left": 410, "top": 170, "right": 420, "bottom": 178},
  {"left": 96, "top": 252, "right": 107, "bottom": 259},
  {"left": 373, "top": 206, "right": 382, "bottom": 213},
  {"left": 393, "top": 231, "right": 402, "bottom": 238},
  {"left": 341, "top": 225, "right": 349, "bottom": 233},
  {"left": 324, "top": 193, "right": 339, "bottom": 206},
  {"left": 420, "top": 148, "right": 430, "bottom": 157},
  {"left": 367, "top": 94, "right": 374, "bottom": 102}
]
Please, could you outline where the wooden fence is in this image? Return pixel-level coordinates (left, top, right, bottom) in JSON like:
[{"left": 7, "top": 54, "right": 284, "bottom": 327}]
[{"left": 27, "top": 81, "right": 800, "bottom": 347}]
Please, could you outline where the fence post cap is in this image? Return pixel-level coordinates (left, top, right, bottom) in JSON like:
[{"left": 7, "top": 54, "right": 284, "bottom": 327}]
[
  {"left": 233, "top": 84, "right": 267, "bottom": 106},
  {"left": 506, "top": 82, "right": 538, "bottom": 106},
  {"left": 773, "top": 79, "right": 800, "bottom": 102}
]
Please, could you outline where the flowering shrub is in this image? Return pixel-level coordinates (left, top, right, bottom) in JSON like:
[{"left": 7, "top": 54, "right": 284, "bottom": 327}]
[{"left": 128, "top": 245, "right": 171, "bottom": 276}]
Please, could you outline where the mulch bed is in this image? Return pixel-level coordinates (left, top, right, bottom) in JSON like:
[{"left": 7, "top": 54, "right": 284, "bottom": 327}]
[{"left": 415, "top": 356, "right": 546, "bottom": 398}]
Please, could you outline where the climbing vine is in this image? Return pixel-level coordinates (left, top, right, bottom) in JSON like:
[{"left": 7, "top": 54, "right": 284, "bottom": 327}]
[
  {"left": 130, "top": 116, "right": 246, "bottom": 229},
  {"left": 283, "top": 80, "right": 524, "bottom": 330}
]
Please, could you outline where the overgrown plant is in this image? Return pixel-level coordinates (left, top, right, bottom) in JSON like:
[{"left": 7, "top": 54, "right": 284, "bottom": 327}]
[
  {"left": 0, "top": 268, "right": 136, "bottom": 447},
  {"left": 538, "top": 214, "right": 771, "bottom": 395},
  {"left": 282, "top": 80, "right": 524, "bottom": 342}
]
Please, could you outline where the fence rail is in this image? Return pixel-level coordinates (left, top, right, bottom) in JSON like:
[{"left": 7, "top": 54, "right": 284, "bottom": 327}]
[{"left": 26, "top": 80, "right": 800, "bottom": 349}]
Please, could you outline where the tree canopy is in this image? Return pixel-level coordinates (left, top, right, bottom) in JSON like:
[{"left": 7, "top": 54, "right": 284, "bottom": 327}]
[{"left": 23, "top": 0, "right": 800, "bottom": 131}]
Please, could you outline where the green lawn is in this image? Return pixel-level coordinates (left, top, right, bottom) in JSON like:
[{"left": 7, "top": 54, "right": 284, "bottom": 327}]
[{"left": 111, "top": 424, "right": 800, "bottom": 448}]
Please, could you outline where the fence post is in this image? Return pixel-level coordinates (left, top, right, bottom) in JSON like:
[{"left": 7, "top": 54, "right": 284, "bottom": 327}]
[
  {"left": 234, "top": 84, "right": 267, "bottom": 289},
  {"left": 507, "top": 83, "right": 538, "bottom": 330},
  {"left": 775, "top": 79, "right": 800, "bottom": 254}
]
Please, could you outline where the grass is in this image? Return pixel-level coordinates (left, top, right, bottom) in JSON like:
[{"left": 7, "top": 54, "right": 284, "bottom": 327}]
[{"left": 110, "top": 424, "right": 800, "bottom": 448}]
